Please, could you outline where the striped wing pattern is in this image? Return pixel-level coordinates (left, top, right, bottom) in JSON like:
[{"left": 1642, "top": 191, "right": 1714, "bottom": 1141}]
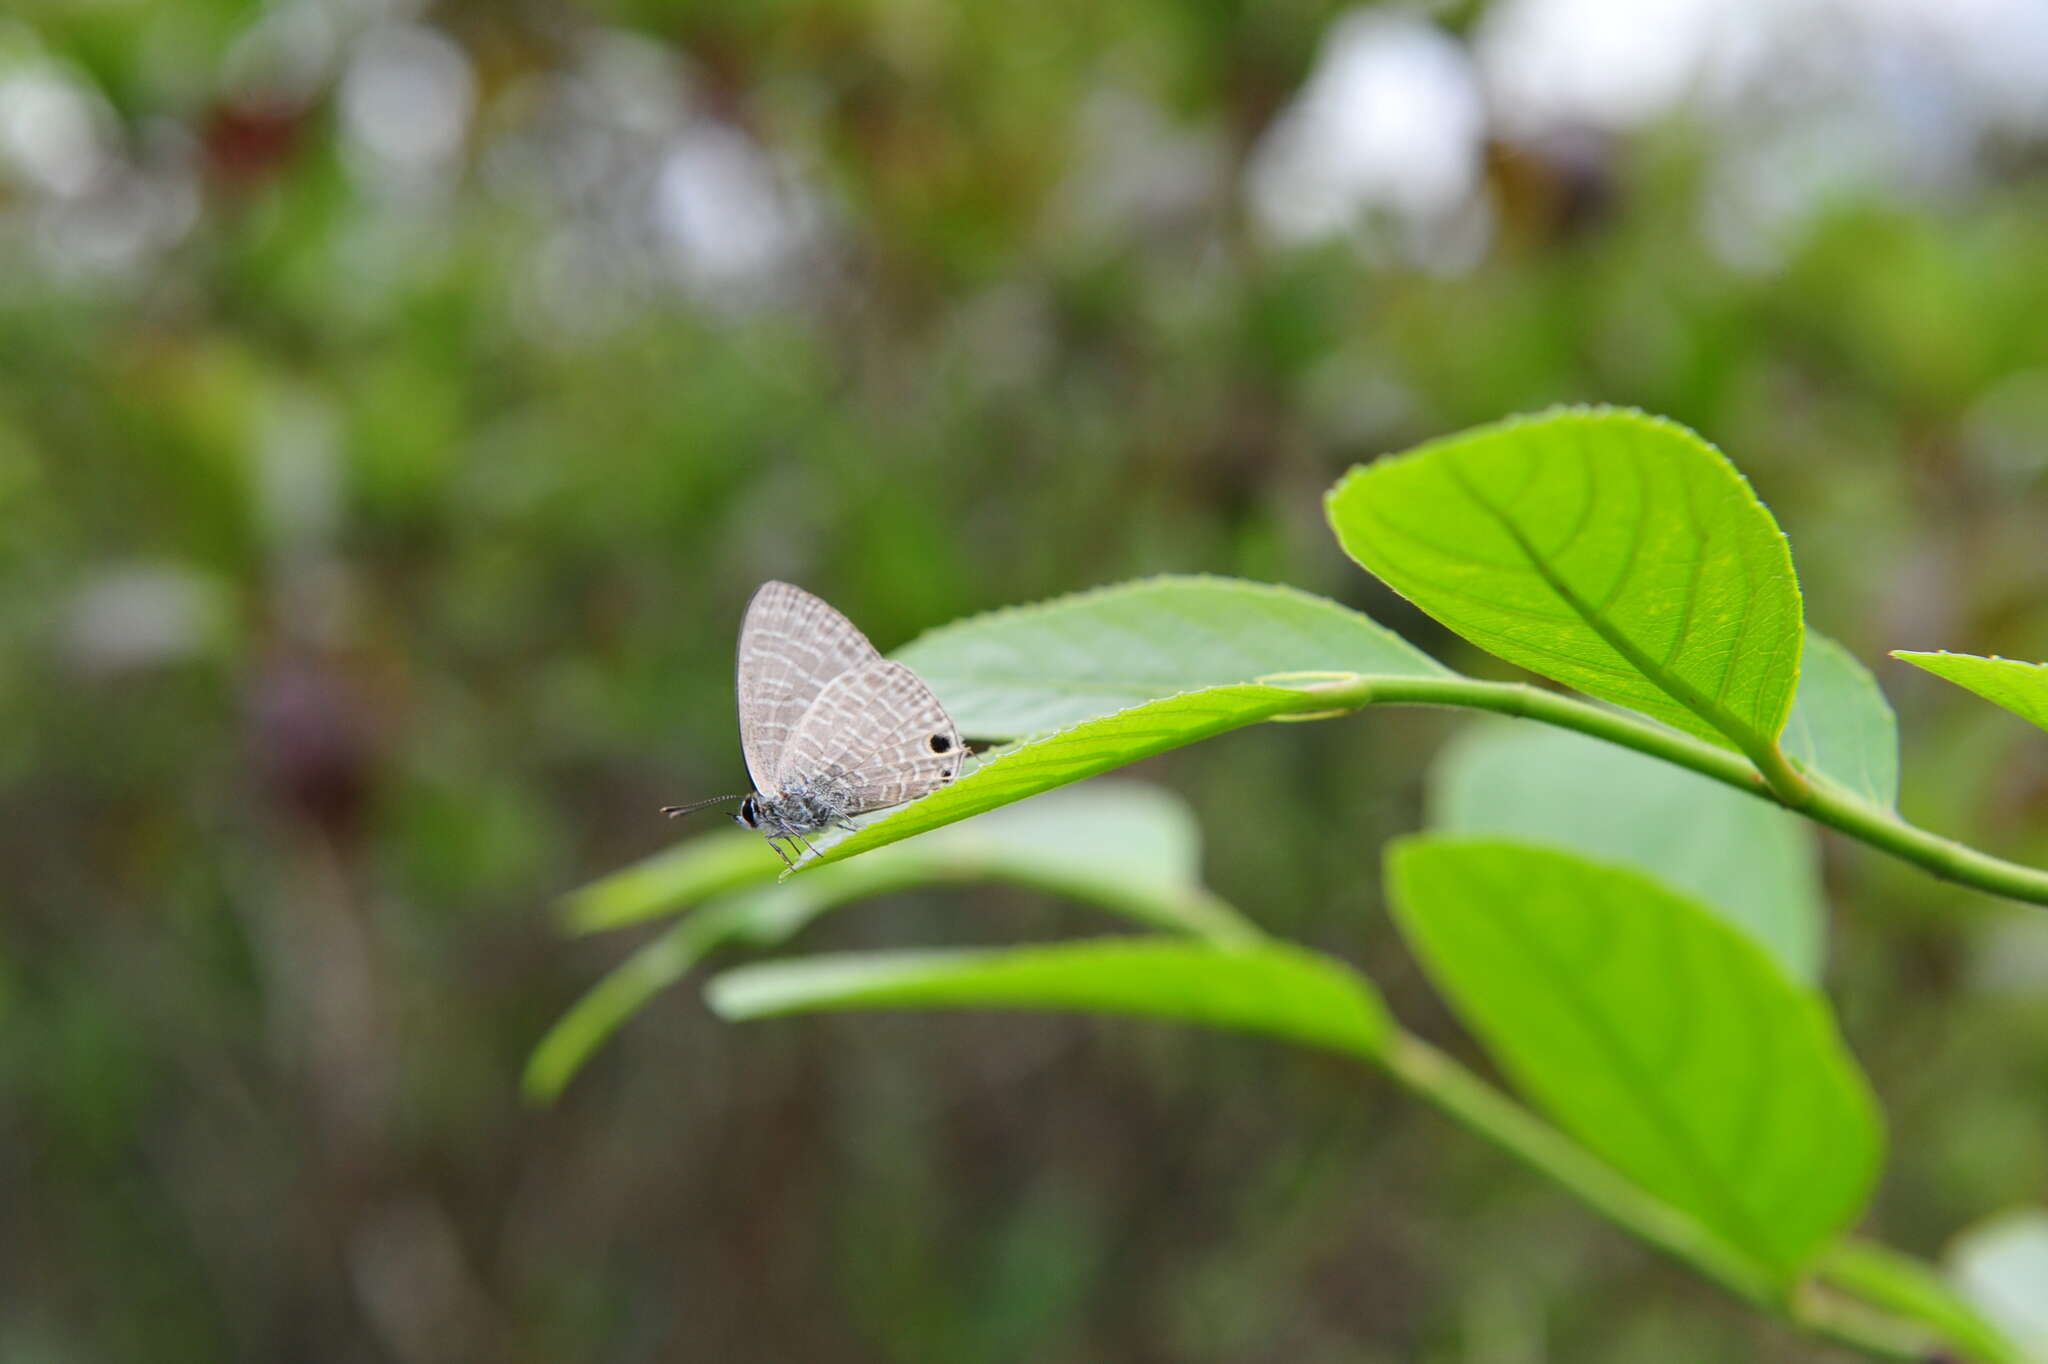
[
  {"left": 776, "top": 660, "right": 962, "bottom": 812},
  {"left": 736, "top": 582, "right": 881, "bottom": 795}
]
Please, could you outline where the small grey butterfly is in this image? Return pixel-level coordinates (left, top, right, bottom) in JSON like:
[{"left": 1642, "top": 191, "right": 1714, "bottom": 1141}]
[{"left": 663, "top": 582, "right": 963, "bottom": 868}]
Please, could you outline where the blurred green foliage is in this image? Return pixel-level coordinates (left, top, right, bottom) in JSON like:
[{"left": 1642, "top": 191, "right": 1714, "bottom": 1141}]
[{"left": 5, "top": 2, "right": 2048, "bottom": 1361}]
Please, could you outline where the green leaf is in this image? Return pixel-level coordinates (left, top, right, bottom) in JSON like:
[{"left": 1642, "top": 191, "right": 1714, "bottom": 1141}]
[
  {"left": 817, "top": 576, "right": 1455, "bottom": 872},
  {"left": 561, "top": 782, "right": 1242, "bottom": 938},
  {"left": 1786, "top": 633, "right": 1900, "bottom": 807},
  {"left": 798, "top": 679, "right": 1366, "bottom": 870},
  {"left": 1387, "top": 837, "right": 1881, "bottom": 1280},
  {"left": 895, "top": 574, "right": 1448, "bottom": 739},
  {"left": 872, "top": 780, "right": 1254, "bottom": 940},
  {"left": 527, "top": 785, "right": 1256, "bottom": 1100},
  {"left": 562, "top": 830, "right": 784, "bottom": 934},
  {"left": 707, "top": 938, "right": 1391, "bottom": 1062},
  {"left": 1430, "top": 721, "right": 1823, "bottom": 980},
  {"left": 1327, "top": 408, "right": 1804, "bottom": 758},
  {"left": 1817, "top": 1240, "right": 2027, "bottom": 1364},
  {"left": 1949, "top": 1210, "right": 2048, "bottom": 1363},
  {"left": 1894, "top": 651, "right": 2048, "bottom": 735}
]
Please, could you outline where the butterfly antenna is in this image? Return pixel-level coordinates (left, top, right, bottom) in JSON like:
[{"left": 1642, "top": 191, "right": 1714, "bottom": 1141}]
[{"left": 660, "top": 793, "right": 748, "bottom": 819}]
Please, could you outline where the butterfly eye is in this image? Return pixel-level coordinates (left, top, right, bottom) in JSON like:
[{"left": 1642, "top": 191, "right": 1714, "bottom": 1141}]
[{"left": 929, "top": 733, "right": 953, "bottom": 754}]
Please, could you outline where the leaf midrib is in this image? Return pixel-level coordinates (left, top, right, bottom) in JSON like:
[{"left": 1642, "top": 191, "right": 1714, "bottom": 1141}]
[
  {"left": 1457, "top": 877, "right": 1785, "bottom": 1270},
  {"left": 1436, "top": 456, "right": 1769, "bottom": 755}
]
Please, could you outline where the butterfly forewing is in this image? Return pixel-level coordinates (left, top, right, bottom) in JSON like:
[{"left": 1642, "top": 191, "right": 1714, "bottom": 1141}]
[
  {"left": 736, "top": 581, "right": 882, "bottom": 795},
  {"left": 775, "top": 660, "right": 961, "bottom": 813}
]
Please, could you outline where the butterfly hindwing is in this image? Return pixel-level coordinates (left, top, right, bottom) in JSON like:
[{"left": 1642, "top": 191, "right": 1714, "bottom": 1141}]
[
  {"left": 735, "top": 582, "right": 882, "bottom": 796},
  {"left": 775, "top": 660, "right": 962, "bottom": 813}
]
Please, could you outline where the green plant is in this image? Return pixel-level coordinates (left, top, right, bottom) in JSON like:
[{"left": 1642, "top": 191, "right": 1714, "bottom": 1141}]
[{"left": 537, "top": 408, "right": 2048, "bottom": 1361}]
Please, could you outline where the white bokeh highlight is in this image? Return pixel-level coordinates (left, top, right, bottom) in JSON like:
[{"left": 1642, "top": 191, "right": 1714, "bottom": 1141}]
[{"left": 1245, "top": 11, "right": 1487, "bottom": 259}]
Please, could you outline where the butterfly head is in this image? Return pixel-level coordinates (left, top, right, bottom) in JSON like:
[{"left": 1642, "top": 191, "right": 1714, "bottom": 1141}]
[{"left": 734, "top": 793, "right": 761, "bottom": 830}]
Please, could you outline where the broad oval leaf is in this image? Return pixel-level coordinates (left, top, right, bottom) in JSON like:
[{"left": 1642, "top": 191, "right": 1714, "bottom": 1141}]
[
  {"left": 707, "top": 938, "right": 1391, "bottom": 1062},
  {"left": 1894, "top": 651, "right": 2048, "bottom": 735},
  {"left": 1786, "top": 633, "right": 1900, "bottom": 807},
  {"left": 799, "top": 679, "right": 1365, "bottom": 870},
  {"left": 527, "top": 785, "right": 1256, "bottom": 1101},
  {"left": 1387, "top": 837, "right": 1881, "bottom": 1280},
  {"left": 1328, "top": 408, "right": 1804, "bottom": 757},
  {"left": 1430, "top": 721, "right": 1823, "bottom": 980},
  {"left": 895, "top": 574, "right": 1448, "bottom": 739}
]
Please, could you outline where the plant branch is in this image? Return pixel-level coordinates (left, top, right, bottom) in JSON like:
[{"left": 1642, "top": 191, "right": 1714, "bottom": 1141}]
[
  {"left": 1792, "top": 1283, "right": 1957, "bottom": 1363},
  {"left": 1380, "top": 1033, "right": 1776, "bottom": 1305},
  {"left": 1333, "top": 675, "right": 2048, "bottom": 908},
  {"left": 1382, "top": 1033, "right": 1952, "bottom": 1362}
]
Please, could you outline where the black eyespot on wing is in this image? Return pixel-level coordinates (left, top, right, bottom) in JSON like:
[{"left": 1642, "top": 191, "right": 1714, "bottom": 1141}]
[{"left": 929, "top": 733, "right": 953, "bottom": 754}]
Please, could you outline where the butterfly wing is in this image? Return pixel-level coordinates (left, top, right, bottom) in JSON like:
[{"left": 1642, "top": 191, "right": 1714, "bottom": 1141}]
[
  {"left": 775, "top": 659, "right": 962, "bottom": 813},
  {"left": 736, "top": 582, "right": 882, "bottom": 796}
]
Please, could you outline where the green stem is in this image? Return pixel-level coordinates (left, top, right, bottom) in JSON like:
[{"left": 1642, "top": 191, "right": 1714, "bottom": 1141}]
[
  {"left": 1341, "top": 675, "right": 2048, "bottom": 908},
  {"left": 1792, "top": 1283, "right": 1958, "bottom": 1363},
  {"left": 1381, "top": 1033, "right": 1776, "bottom": 1306},
  {"left": 1749, "top": 738, "right": 1815, "bottom": 808},
  {"left": 1382, "top": 1033, "right": 1943, "bottom": 1362}
]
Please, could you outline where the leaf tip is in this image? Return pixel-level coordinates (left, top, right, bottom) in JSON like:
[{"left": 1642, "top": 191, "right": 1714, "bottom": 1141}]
[
  {"left": 519, "top": 1031, "right": 577, "bottom": 1108},
  {"left": 701, "top": 972, "right": 753, "bottom": 1019}
]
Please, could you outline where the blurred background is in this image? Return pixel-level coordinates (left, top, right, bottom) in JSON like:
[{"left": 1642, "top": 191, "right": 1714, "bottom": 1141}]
[{"left": 5, "top": 0, "right": 2048, "bottom": 1359}]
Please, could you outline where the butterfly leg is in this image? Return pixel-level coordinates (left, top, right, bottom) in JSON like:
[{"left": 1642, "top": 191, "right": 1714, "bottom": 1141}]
[
  {"left": 790, "top": 832, "right": 822, "bottom": 862},
  {"left": 762, "top": 836, "right": 797, "bottom": 871}
]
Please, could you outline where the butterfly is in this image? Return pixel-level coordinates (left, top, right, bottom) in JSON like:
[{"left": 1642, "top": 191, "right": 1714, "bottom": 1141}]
[{"left": 664, "top": 582, "right": 963, "bottom": 868}]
